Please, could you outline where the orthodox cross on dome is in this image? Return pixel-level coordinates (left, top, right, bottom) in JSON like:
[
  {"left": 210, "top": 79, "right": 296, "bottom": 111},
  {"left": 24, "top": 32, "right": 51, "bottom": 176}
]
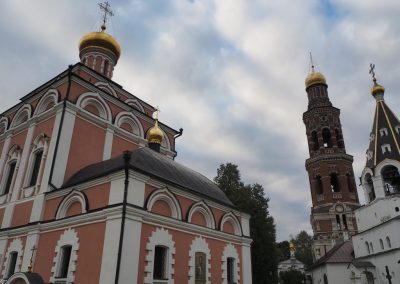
[
  {"left": 154, "top": 106, "right": 161, "bottom": 120},
  {"left": 98, "top": 1, "right": 114, "bottom": 31},
  {"left": 369, "top": 63, "right": 377, "bottom": 83},
  {"left": 27, "top": 245, "right": 37, "bottom": 272}
]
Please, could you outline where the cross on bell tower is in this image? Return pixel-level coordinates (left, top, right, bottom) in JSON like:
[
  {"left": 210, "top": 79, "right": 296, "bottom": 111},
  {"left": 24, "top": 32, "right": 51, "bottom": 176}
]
[
  {"left": 302, "top": 63, "right": 360, "bottom": 261},
  {"left": 98, "top": 1, "right": 114, "bottom": 31}
]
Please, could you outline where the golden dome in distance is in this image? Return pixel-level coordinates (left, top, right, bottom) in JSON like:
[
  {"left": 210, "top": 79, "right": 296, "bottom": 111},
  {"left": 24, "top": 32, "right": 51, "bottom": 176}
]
[
  {"left": 371, "top": 83, "right": 385, "bottom": 96},
  {"left": 79, "top": 26, "right": 121, "bottom": 60},
  {"left": 305, "top": 70, "right": 326, "bottom": 89},
  {"left": 148, "top": 119, "right": 164, "bottom": 144}
]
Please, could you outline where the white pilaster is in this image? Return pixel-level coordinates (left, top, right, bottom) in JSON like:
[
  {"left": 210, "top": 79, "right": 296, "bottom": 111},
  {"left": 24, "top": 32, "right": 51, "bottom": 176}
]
[
  {"left": 11, "top": 125, "right": 35, "bottom": 201},
  {"left": 99, "top": 215, "right": 122, "bottom": 284},
  {"left": 29, "top": 194, "right": 45, "bottom": 223},
  {"left": 39, "top": 110, "right": 63, "bottom": 193},
  {"left": 20, "top": 230, "right": 39, "bottom": 272},
  {"left": 127, "top": 178, "right": 145, "bottom": 207},
  {"left": 108, "top": 179, "right": 124, "bottom": 205},
  {"left": 1, "top": 204, "right": 15, "bottom": 228},
  {"left": 103, "top": 127, "right": 114, "bottom": 160},
  {"left": 373, "top": 176, "right": 385, "bottom": 198},
  {"left": 51, "top": 108, "right": 76, "bottom": 187},
  {"left": 118, "top": 215, "right": 143, "bottom": 284},
  {"left": 241, "top": 244, "right": 253, "bottom": 284}
]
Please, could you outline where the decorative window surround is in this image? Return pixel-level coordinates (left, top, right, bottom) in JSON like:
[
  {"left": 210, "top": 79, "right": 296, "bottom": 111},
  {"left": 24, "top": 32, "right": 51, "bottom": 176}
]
[
  {"left": 188, "top": 237, "right": 211, "bottom": 284},
  {"left": 147, "top": 187, "right": 182, "bottom": 220},
  {"left": 50, "top": 228, "right": 79, "bottom": 284},
  {"left": 220, "top": 212, "right": 242, "bottom": 236},
  {"left": 115, "top": 112, "right": 144, "bottom": 137},
  {"left": 379, "top": 128, "right": 388, "bottom": 137},
  {"left": 381, "top": 144, "right": 391, "bottom": 154},
  {"left": 144, "top": 228, "right": 175, "bottom": 284},
  {"left": 2, "top": 238, "right": 23, "bottom": 280},
  {"left": 221, "top": 243, "right": 240, "bottom": 284},
  {"left": 34, "top": 89, "right": 59, "bottom": 116},
  {"left": 22, "top": 133, "right": 49, "bottom": 197},
  {"left": 187, "top": 201, "right": 216, "bottom": 229},
  {"left": 76, "top": 92, "right": 112, "bottom": 122},
  {"left": 0, "top": 145, "right": 22, "bottom": 200},
  {"left": 95, "top": 82, "right": 117, "bottom": 98},
  {"left": 125, "top": 99, "right": 144, "bottom": 113},
  {"left": 10, "top": 104, "right": 32, "bottom": 128},
  {"left": 56, "top": 191, "right": 87, "bottom": 219}
]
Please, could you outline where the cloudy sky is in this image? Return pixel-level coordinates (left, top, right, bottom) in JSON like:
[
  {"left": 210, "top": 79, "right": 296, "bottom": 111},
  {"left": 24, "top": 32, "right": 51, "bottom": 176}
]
[{"left": 1, "top": 0, "right": 400, "bottom": 240}]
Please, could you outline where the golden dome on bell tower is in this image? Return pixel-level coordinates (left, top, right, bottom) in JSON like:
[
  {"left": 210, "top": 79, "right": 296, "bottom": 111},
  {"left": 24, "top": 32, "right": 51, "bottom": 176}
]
[
  {"left": 305, "top": 70, "right": 327, "bottom": 89},
  {"left": 148, "top": 119, "right": 164, "bottom": 145},
  {"left": 79, "top": 27, "right": 121, "bottom": 60}
]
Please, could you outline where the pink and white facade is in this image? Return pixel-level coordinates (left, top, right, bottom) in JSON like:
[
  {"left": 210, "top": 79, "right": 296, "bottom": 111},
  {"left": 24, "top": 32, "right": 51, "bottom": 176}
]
[{"left": 0, "top": 26, "right": 252, "bottom": 284}]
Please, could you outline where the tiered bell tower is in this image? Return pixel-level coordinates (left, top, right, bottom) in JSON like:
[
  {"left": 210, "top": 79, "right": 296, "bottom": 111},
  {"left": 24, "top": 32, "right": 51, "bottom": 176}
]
[{"left": 302, "top": 66, "right": 360, "bottom": 261}]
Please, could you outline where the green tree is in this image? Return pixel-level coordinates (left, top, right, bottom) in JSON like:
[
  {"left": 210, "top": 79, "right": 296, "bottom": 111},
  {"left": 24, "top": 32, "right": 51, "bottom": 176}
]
[
  {"left": 279, "top": 269, "right": 305, "bottom": 284},
  {"left": 214, "top": 163, "right": 278, "bottom": 284},
  {"left": 291, "top": 231, "right": 313, "bottom": 267},
  {"left": 276, "top": 241, "right": 291, "bottom": 262}
]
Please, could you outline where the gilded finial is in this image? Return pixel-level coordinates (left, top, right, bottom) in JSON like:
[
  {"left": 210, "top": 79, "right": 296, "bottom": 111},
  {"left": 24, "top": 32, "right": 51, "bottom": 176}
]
[
  {"left": 98, "top": 1, "right": 114, "bottom": 31},
  {"left": 369, "top": 63, "right": 385, "bottom": 97},
  {"left": 309, "top": 52, "right": 315, "bottom": 73},
  {"left": 305, "top": 54, "right": 326, "bottom": 88},
  {"left": 154, "top": 106, "right": 160, "bottom": 120}
]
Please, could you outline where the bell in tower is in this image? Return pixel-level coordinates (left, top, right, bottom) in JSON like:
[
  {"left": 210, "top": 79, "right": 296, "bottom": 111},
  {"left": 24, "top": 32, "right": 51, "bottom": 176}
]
[{"left": 302, "top": 62, "right": 360, "bottom": 261}]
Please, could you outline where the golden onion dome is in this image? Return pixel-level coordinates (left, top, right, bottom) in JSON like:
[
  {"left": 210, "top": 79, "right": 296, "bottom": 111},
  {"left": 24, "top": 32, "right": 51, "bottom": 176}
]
[
  {"left": 79, "top": 30, "right": 121, "bottom": 59},
  {"left": 371, "top": 82, "right": 385, "bottom": 96},
  {"left": 305, "top": 71, "right": 326, "bottom": 88},
  {"left": 148, "top": 120, "right": 164, "bottom": 144}
]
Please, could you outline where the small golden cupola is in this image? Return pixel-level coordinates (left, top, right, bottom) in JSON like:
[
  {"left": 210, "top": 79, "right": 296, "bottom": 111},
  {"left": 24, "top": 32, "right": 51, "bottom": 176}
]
[
  {"left": 78, "top": 2, "right": 121, "bottom": 79},
  {"left": 147, "top": 108, "right": 164, "bottom": 152},
  {"left": 369, "top": 63, "right": 385, "bottom": 100},
  {"left": 305, "top": 69, "right": 327, "bottom": 89}
]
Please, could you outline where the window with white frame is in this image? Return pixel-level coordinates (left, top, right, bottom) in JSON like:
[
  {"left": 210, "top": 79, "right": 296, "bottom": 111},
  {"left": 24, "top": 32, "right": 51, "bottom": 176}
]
[
  {"left": 221, "top": 244, "right": 240, "bottom": 284},
  {"left": 144, "top": 228, "right": 175, "bottom": 284},
  {"left": 381, "top": 144, "right": 391, "bottom": 154},
  {"left": 227, "top": 257, "right": 236, "bottom": 284},
  {"left": 379, "top": 128, "right": 388, "bottom": 137},
  {"left": 24, "top": 134, "right": 48, "bottom": 190},
  {"left": 56, "top": 245, "right": 72, "bottom": 279},
  {"left": 28, "top": 150, "right": 43, "bottom": 187},
  {"left": 5, "top": 251, "right": 18, "bottom": 279},
  {"left": 50, "top": 229, "right": 79, "bottom": 284},
  {"left": 2, "top": 160, "right": 17, "bottom": 195},
  {"left": 189, "top": 237, "right": 211, "bottom": 284}
]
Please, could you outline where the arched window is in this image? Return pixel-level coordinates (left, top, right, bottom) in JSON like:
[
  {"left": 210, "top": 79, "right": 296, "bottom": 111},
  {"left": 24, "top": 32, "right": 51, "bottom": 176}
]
[
  {"left": 365, "top": 173, "right": 375, "bottom": 202},
  {"left": 379, "top": 239, "right": 384, "bottom": 250},
  {"left": 311, "top": 131, "right": 319, "bottom": 151},
  {"left": 0, "top": 145, "right": 21, "bottom": 197},
  {"left": 28, "top": 150, "right": 43, "bottom": 187},
  {"left": 153, "top": 245, "right": 168, "bottom": 281},
  {"left": 381, "top": 165, "right": 400, "bottom": 195},
  {"left": 365, "top": 271, "right": 374, "bottom": 284},
  {"left": 5, "top": 251, "right": 18, "bottom": 279},
  {"left": 2, "top": 160, "right": 17, "bottom": 195},
  {"left": 322, "top": 128, "right": 332, "bottom": 148},
  {"left": 346, "top": 173, "right": 354, "bottom": 192},
  {"left": 189, "top": 237, "right": 211, "bottom": 284},
  {"left": 336, "top": 214, "right": 342, "bottom": 230},
  {"left": 365, "top": 241, "right": 370, "bottom": 254},
  {"left": 369, "top": 242, "right": 374, "bottom": 253},
  {"left": 56, "top": 245, "right": 72, "bottom": 279},
  {"left": 3, "top": 238, "right": 23, "bottom": 280},
  {"left": 335, "top": 129, "right": 344, "bottom": 148},
  {"left": 330, "top": 173, "right": 340, "bottom": 192},
  {"left": 315, "top": 175, "right": 323, "bottom": 195},
  {"left": 103, "top": 60, "right": 109, "bottom": 76},
  {"left": 386, "top": 236, "right": 391, "bottom": 248},
  {"left": 222, "top": 244, "right": 240, "bottom": 284},
  {"left": 323, "top": 274, "right": 328, "bottom": 284},
  {"left": 342, "top": 214, "right": 347, "bottom": 229}
]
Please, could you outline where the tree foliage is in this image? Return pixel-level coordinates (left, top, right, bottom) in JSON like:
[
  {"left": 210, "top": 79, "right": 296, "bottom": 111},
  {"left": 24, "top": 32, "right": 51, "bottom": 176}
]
[
  {"left": 276, "top": 240, "right": 291, "bottom": 262},
  {"left": 214, "top": 163, "right": 278, "bottom": 284},
  {"left": 279, "top": 269, "right": 305, "bottom": 284},
  {"left": 290, "top": 231, "right": 313, "bottom": 267}
]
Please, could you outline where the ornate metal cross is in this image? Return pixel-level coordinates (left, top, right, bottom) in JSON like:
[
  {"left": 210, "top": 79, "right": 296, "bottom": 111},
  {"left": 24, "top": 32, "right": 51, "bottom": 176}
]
[
  {"left": 154, "top": 106, "right": 161, "bottom": 120},
  {"left": 99, "top": 1, "right": 114, "bottom": 30},
  {"left": 369, "top": 63, "right": 376, "bottom": 82},
  {"left": 28, "top": 245, "right": 36, "bottom": 272}
]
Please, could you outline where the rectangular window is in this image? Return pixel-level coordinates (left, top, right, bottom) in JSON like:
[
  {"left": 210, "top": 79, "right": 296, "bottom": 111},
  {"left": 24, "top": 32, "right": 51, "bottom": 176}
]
[
  {"left": 57, "top": 245, "right": 72, "bottom": 279},
  {"left": 3, "top": 161, "right": 16, "bottom": 195},
  {"left": 29, "top": 150, "right": 43, "bottom": 186},
  {"left": 195, "top": 252, "right": 206, "bottom": 284},
  {"left": 227, "top": 257, "right": 236, "bottom": 284},
  {"left": 153, "top": 246, "right": 168, "bottom": 280},
  {"left": 6, "top": 252, "right": 18, "bottom": 279},
  {"left": 336, "top": 214, "right": 342, "bottom": 230}
]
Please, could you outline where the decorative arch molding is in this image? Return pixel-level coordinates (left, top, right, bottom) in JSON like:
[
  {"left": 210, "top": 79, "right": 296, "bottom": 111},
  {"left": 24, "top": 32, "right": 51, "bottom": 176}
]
[
  {"left": 146, "top": 187, "right": 182, "bottom": 220},
  {"left": 0, "top": 117, "right": 9, "bottom": 135},
  {"left": 125, "top": 99, "right": 144, "bottom": 112},
  {"left": 188, "top": 236, "right": 211, "bottom": 284},
  {"left": 50, "top": 228, "right": 79, "bottom": 284},
  {"left": 375, "top": 159, "right": 400, "bottom": 177},
  {"left": 55, "top": 190, "right": 88, "bottom": 219},
  {"left": 114, "top": 112, "right": 144, "bottom": 137},
  {"left": 144, "top": 228, "right": 175, "bottom": 284},
  {"left": 76, "top": 92, "right": 112, "bottom": 122},
  {"left": 7, "top": 144, "right": 22, "bottom": 161},
  {"left": 95, "top": 82, "right": 117, "bottom": 98},
  {"left": 11, "top": 104, "right": 32, "bottom": 128},
  {"left": 34, "top": 89, "right": 59, "bottom": 116},
  {"left": 187, "top": 200, "right": 216, "bottom": 229},
  {"left": 5, "top": 272, "right": 45, "bottom": 284},
  {"left": 2, "top": 238, "right": 24, "bottom": 280},
  {"left": 220, "top": 212, "right": 242, "bottom": 236},
  {"left": 221, "top": 243, "right": 240, "bottom": 284}
]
